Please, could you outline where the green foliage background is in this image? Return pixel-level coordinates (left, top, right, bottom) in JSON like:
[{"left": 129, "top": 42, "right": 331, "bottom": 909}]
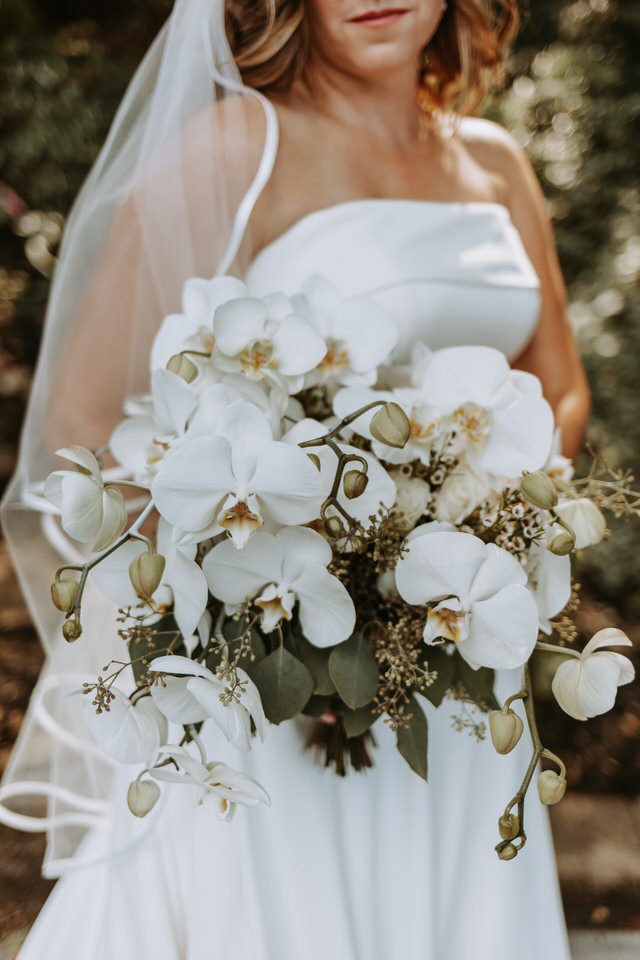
[{"left": 1, "top": 0, "right": 639, "bottom": 609}]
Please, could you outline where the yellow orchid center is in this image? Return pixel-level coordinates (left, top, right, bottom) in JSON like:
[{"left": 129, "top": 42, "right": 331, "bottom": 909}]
[{"left": 453, "top": 404, "right": 490, "bottom": 444}]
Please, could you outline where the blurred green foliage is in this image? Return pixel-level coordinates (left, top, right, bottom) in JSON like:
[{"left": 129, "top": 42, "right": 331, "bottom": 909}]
[{"left": 0, "top": 0, "right": 639, "bottom": 608}]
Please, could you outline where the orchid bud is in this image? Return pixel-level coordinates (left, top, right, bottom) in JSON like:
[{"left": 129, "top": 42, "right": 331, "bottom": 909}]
[
  {"left": 324, "top": 516, "right": 346, "bottom": 539},
  {"left": 489, "top": 708, "right": 524, "bottom": 755},
  {"left": 62, "top": 617, "right": 82, "bottom": 642},
  {"left": 127, "top": 779, "right": 161, "bottom": 818},
  {"left": 343, "top": 470, "right": 368, "bottom": 499},
  {"left": 554, "top": 498, "right": 607, "bottom": 549},
  {"left": 498, "top": 814, "right": 520, "bottom": 841},
  {"left": 129, "top": 552, "right": 166, "bottom": 600},
  {"left": 166, "top": 353, "right": 197, "bottom": 383},
  {"left": 51, "top": 578, "right": 78, "bottom": 613},
  {"left": 370, "top": 402, "right": 411, "bottom": 448},
  {"left": 537, "top": 769, "right": 567, "bottom": 805},
  {"left": 547, "top": 528, "right": 575, "bottom": 556},
  {"left": 307, "top": 454, "right": 321, "bottom": 471},
  {"left": 497, "top": 843, "right": 518, "bottom": 861},
  {"left": 520, "top": 470, "right": 558, "bottom": 511}
]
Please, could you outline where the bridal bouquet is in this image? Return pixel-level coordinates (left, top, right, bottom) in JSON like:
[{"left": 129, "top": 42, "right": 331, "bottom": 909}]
[{"left": 46, "top": 273, "right": 636, "bottom": 859}]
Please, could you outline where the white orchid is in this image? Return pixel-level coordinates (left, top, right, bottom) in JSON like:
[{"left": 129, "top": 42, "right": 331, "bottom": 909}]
[
  {"left": 150, "top": 744, "right": 270, "bottom": 821},
  {"left": 395, "top": 523, "right": 540, "bottom": 670},
  {"left": 151, "top": 400, "right": 325, "bottom": 548},
  {"left": 554, "top": 497, "right": 607, "bottom": 549},
  {"left": 211, "top": 289, "right": 327, "bottom": 392},
  {"left": 83, "top": 689, "right": 167, "bottom": 765},
  {"left": 148, "top": 655, "right": 265, "bottom": 751},
  {"left": 415, "top": 346, "right": 554, "bottom": 478},
  {"left": 44, "top": 446, "right": 128, "bottom": 550},
  {"left": 282, "top": 418, "right": 397, "bottom": 529},
  {"left": 150, "top": 275, "right": 247, "bottom": 372},
  {"left": 551, "top": 628, "right": 635, "bottom": 721},
  {"left": 90, "top": 519, "right": 208, "bottom": 650},
  {"left": 203, "top": 527, "right": 355, "bottom": 647},
  {"left": 290, "top": 274, "right": 398, "bottom": 389}
]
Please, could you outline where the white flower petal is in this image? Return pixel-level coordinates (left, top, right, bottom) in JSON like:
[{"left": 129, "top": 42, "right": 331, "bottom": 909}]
[
  {"left": 250, "top": 443, "right": 325, "bottom": 525},
  {"left": 296, "top": 565, "right": 356, "bottom": 648},
  {"left": 151, "top": 369, "right": 198, "bottom": 437},
  {"left": 203, "top": 531, "right": 279, "bottom": 604},
  {"left": 215, "top": 401, "right": 273, "bottom": 485},
  {"left": 55, "top": 446, "right": 103, "bottom": 482},
  {"left": 469, "top": 543, "right": 527, "bottom": 601},
  {"left": 186, "top": 676, "right": 252, "bottom": 751},
  {"left": 110, "top": 416, "right": 158, "bottom": 478},
  {"left": 213, "top": 297, "right": 268, "bottom": 357},
  {"left": 151, "top": 436, "right": 235, "bottom": 535},
  {"left": 420, "top": 346, "right": 510, "bottom": 412},
  {"left": 58, "top": 472, "right": 103, "bottom": 543},
  {"left": 150, "top": 675, "right": 211, "bottom": 724},
  {"left": 336, "top": 296, "right": 398, "bottom": 373},
  {"left": 94, "top": 487, "right": 128, "bottom": 551},
  {"left": 583, "top": 627, "right": 633, "bottom": 656},
  {"left": 84, "top": 690, "right": 167, "bottom": 764},
  {"left": 483, "top": 392, "right": 554, "bottom": 477},
  {"left": 395, "top": 529, "right": 486, "bottom": 606},
  {"left": 271, "top": 315, "right": 327, "bottom": 375},
  {"left": 460, "top": 584, "right": 539, "bottom": 670}
]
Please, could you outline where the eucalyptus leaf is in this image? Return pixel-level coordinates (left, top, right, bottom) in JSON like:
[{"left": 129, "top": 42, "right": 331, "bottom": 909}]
[
  {"left": 290, "top": 632, "right": 337, "bottom": 696},
  {"left": 454, "top": 653, "right": 499, "bottom": 712},
  {"left": 342, "top": 702, "right": 377, "bottom": 738},
  {"left": 329, "top": 633, "right": 379, "bottom": 710},
  {"left": 396, "top": 695, "right": 428, "bottom": 781},
  {"left": 252, "top": 646, "right": 314, "bottom": 724},
  {"left": 128, "top": 613, "right": 187, "bottom": 688},
  {"left": 421, "top": 646, "right": 456, "bottom": 708}
]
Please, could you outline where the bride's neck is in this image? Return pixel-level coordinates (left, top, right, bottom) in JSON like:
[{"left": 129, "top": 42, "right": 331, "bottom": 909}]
[{"left": 287, "top": 58, "right": 423, "bottom": 147}]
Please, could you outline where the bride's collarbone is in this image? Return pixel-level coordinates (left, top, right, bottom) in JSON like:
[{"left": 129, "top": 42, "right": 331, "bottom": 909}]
[{"left": 250, "top": 109, "right": 510, "bottom": 257}]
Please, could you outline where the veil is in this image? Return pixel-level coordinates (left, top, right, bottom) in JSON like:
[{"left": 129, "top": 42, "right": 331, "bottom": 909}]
[{"left": 0, "top": 0, "right": 279, "bottom": 877}]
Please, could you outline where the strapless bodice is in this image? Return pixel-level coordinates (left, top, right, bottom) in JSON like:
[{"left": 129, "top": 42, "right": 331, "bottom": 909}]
[{"left": 243, "top": 199, "right": 540, "bottom": 363}]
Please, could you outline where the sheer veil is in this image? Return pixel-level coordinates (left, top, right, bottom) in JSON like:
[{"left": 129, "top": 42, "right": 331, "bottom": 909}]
[{"left": 0, "top": 0, "right": 279, "bottom": 876}]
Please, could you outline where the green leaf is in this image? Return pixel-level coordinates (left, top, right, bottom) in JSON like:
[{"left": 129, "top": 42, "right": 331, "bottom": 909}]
[
  {"left": 329, "top": 633, "right": 379, "bottom": 709},
  {"left": 396, "top": 695, "right": 428, "bottom": 781},
  {"left": 453, "top": 653, "right": 499, "bottom": 712},
  {"left": 289, "top": 631, "right": 337, "bottom": 696},
  {"left": 128, "top": 613, "right": 187, "bottom": 689},
  {"left": 342, "top": 702, "right": 377, "bottom": 738},
  {"left": 421, "top": 646, "right": 455, "bottom": 708},
  {"left": 252, "top": 646, "right": 314, "bottom": 724}
]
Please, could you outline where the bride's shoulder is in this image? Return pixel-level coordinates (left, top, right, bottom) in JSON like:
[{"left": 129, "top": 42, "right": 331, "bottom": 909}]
[{"left": 454, "top": 115, "right": 541, "bottom": 207}]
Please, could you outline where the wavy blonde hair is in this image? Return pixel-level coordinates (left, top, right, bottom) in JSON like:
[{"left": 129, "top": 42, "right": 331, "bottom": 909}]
[{"left": 224, "top": 1, "right": 519, "bottom": 116}]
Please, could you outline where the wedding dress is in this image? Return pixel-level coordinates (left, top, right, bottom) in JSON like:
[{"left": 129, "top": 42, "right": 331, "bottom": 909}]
[{"left": 11, "top": 192, "right": 572, "bottom": 960}]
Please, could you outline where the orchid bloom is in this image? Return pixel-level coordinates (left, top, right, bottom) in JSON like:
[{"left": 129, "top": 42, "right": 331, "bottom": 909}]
[
  {"left": 395, "top": 523, "right": 540, "bottom": 670},
  {"left": 44, "top": 446, "right": 128, "bottom": 550},
  {"left": 150, "top": 275, "right": 247, "bottom": 372},
  {"left": 150, "top": 745, "right": 270, "bottom": 821},
  {"left": 211, "top": 289, "right": 327, "bottom": 391},
  {"left": 90, "top": 518, "right": 208, "bottom": 650},
  {"left": 203, "top": 527, "right": 356, "bottom": 647},
  {"left": 551, "top": 628, "right": 635, "bottom": 721},
  {"left": 148, "top": 655, "right": 266, "bottom": 751},
  {"left": 415, "top": 346, "right": 555, "bottom": 478},
  {"left": 290, "top": 274, "right": 398, "bottom": 389},
  {"left": 151, "top": 400, "right": 325, "bottom": 548},
  {"left": 83, "top": 689, "right": 168, "bottom": 765}
]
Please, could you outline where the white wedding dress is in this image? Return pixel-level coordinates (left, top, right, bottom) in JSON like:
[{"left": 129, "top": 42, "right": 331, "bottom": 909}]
[{"left": 12, "top": 197, "right": 572, "bottom": 960}]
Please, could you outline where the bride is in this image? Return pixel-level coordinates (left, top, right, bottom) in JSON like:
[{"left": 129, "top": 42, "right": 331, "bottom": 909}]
[{"left": 1, "top": 1, "right": 590, "bottom": 957}]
